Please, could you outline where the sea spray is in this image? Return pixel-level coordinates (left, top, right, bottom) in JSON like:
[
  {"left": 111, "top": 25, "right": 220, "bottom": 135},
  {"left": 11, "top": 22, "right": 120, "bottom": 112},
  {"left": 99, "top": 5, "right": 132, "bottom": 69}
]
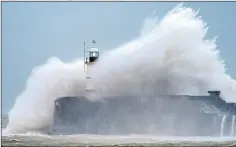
[
  {"left": 5, "top": 58, "right": 87, "bottom": 134},
  {"left": 5, "top": 3, "right": 236, "bottom": 134}
]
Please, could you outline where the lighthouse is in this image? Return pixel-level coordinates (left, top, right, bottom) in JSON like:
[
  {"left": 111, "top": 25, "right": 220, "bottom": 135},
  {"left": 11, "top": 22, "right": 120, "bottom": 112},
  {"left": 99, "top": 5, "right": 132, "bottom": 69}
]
[{"left": 84, "top": 40, "right": 99, "bottom": 93}]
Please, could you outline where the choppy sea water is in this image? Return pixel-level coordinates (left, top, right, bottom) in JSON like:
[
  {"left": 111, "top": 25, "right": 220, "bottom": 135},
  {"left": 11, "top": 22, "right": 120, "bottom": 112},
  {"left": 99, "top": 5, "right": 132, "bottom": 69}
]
[{"left": 2, "top": 134, "right": 236, "bottom": 146}]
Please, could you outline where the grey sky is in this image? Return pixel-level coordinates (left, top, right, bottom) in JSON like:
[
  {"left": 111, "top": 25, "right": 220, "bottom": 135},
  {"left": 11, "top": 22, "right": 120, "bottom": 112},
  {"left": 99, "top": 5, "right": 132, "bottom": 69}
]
[{"left": 2, "top": 2, "right": 236, "bottom": 114}]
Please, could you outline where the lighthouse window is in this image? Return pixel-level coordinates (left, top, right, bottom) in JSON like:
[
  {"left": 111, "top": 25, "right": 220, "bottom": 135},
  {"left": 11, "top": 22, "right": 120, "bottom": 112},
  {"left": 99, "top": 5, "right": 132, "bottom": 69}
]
[
  {"left": 90, "top": 52, "right": 99, "bottom": 57},
  {"left": 92, "top": 52, "right": 96, "bottom": 57}
]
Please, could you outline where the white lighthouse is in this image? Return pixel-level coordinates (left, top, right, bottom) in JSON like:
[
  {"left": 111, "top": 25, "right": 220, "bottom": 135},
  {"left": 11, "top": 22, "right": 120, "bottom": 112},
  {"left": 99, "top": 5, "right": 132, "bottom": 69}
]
[{"left": 84, "top": 40, "right": 99, "bottom": 93}]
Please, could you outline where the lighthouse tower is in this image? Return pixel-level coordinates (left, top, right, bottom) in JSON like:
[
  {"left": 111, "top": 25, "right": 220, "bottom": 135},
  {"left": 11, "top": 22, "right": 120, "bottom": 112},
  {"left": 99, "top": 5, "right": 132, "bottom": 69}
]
[{"left": 84, "top": 40, "right": 99, "bottom": 93}]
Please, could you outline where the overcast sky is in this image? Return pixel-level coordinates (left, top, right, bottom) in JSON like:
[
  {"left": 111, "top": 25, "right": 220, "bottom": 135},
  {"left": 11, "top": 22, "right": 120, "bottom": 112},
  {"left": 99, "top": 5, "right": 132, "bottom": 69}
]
[{"left": 2, "top": 2, "right": 236, "bottom": 114}]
